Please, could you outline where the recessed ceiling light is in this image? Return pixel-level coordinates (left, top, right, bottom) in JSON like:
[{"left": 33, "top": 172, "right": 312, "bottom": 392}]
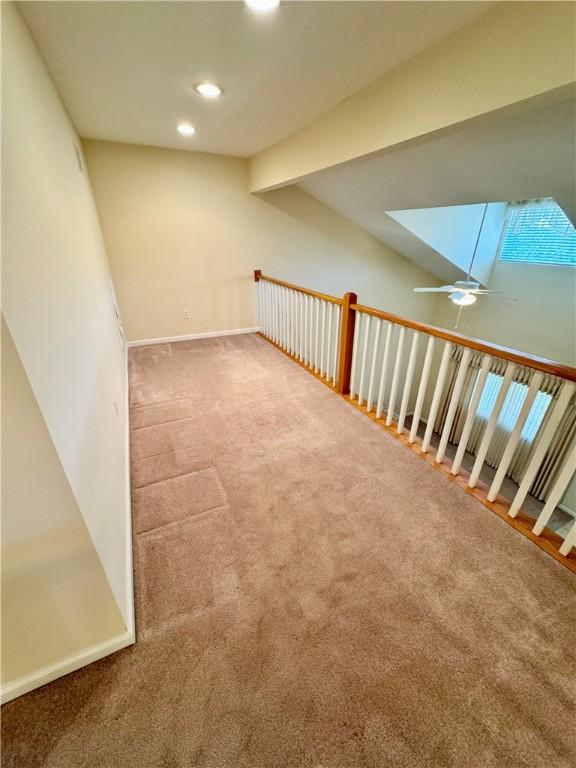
[
  {"left": 195, "top": 83, "right": 222, "bottom": 99},
  {"left": 244, "top": 0, "right": 280, "bottom": 12},
  {"left": 177, "top": 122, "right": 196, "bottom": 136}
]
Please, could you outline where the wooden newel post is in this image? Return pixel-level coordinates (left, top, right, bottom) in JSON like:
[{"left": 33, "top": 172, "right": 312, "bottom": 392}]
[
  {"left": 254, "top": 269, "right": 262, "bottom": 282},
  {"left": 336, "top": 291, "right": 357, "bottom": 395}
]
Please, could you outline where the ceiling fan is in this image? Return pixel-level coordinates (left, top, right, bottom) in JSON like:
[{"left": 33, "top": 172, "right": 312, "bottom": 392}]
[{"left": 413, "top": 203, "right": 516, "bottom": 324}]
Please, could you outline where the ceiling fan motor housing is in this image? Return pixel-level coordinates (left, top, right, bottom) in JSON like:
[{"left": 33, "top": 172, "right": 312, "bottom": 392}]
[{"left": 454, "top": 280, "right": 480, "bottom": 291}]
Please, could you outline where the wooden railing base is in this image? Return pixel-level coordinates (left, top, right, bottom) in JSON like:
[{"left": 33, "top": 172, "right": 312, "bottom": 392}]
[{"left": 257, "top": 331, "right": 576, "bottom": 575}]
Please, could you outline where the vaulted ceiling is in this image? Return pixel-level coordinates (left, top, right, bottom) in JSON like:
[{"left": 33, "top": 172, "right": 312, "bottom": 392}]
[{"left": 299, "top": 97, "right": 576, "bottom": 280}]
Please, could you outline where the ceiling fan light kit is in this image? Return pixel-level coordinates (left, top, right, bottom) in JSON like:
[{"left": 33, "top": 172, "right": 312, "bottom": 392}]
[{"left": 412, "top": 203, "right": 514, "bottom": 326}]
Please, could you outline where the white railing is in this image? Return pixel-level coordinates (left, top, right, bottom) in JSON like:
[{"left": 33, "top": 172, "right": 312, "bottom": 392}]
[
  {"left": 258, "top": 275, "right": 343, "bottom": 386},
  {"left": 255, "top": 272, "right": 576, "bottom": 567}
]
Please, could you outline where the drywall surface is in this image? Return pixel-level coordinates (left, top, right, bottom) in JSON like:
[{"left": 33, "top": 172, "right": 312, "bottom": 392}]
[
  {"left": 388, "top": 203, "right": 507, "bottom": 286},
  {"left": 1, "top": 321, "right": 126, "bottom": 685},
  {"left": 83, "top": 139, "right": 442, "bottom": 342},
  {"left": 432, "top": 260, "right": 576, "bottom": 366},
  {"left": 2, "top": 3, "right": 131, "bottom": 626},
  {"left": 250, "top": 2, "right": 576, "bottom": 191}
]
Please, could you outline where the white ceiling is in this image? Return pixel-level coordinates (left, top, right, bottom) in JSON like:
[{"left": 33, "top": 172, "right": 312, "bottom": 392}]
[
  {"left": 300, "top": 97, "right": 576, "bottom": 279},
  {"left": 19, "top": 1, "right": 491, "bottom": 157}
]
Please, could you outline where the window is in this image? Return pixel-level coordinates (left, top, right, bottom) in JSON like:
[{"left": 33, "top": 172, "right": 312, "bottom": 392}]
[
  {"left": 476, "top": 372, "right": 551, "bottom": 442},
  {"left": 499, "top": 199, "right": 576, "bottom": 267}
]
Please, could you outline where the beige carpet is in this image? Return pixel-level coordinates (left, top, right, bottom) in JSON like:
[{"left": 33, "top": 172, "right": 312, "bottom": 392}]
[{"left": 2, "top": 333, "right": 575, "bottom": 768}]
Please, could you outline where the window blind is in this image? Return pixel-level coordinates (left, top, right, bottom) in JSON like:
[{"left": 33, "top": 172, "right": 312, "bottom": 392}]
[
  {"left": 500, "top": 200, "right": 576, "bottom": 267},
  {"left": 476, "top": 372, "right": 552, "bottom": 442}
]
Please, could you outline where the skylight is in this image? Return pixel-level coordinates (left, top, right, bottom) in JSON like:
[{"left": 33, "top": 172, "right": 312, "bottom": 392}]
[{"left": 499, "top": 199, "right": 576, "bottom": 267}]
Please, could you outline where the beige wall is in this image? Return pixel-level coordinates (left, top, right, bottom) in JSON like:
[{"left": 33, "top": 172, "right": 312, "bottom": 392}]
[
  {"left": 84, "top": 139, "right": 441, "bottom": 342},
  {"left": 250, "top": 2, "right": 576, "bottom": 191},
  {"left": 432, "top": 259, "right": 576, "bottom": 514},
  {"left": 1, "top": 322, "right": 127, "bottom": 689},
  {"left": 2, "top": 0, "right": 133, "bottom": 679},
  {"left": 432, "top": 260, "right": 576, "bottom": 367}
]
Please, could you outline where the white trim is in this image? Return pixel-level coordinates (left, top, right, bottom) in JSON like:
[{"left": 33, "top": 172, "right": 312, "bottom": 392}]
[
  {"left": 0, "top": 630, "right": 134, "bottom": 704},
  {"left": 123, "top": 346, "right": 135, "bottom": 636},
  {"left": 127, "top": 327, "right": 260, "bottom": 348},
  {"left": 559, "top": 503, "right": 576, "bottom": 518}
]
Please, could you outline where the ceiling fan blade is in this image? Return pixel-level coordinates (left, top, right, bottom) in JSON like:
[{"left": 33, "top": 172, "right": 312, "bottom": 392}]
[
  {"left": 471, "top": 289, "right": 504, "bottom": 294},
  {"left": 474, "top": 291, "right": 518, "bottom": 301},
  {"left": 413, "top": 286, "right": 456, "bottom": 293}
]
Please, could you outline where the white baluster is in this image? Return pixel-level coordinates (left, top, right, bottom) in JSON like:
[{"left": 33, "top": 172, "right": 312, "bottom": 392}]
[
  {"left": 487, "top": 371, "right": 544, "bottom": 501},
  {"left": 559, "top": 520, "right": 576, "bottom": 557},
  {"left": 287, "top": 290, "right": 294, "bottom": 354},
  {"left": 272, "top": 284, "right": 277, "bottom": 343},
  {"left": 468, "top": 362, "right": 516, "bottom": 488},
  {"left": 532, "top": 452, "right": 576, "bottom": 536},
  {"left": 292, "top": 291, "right": 298, "bottom": 358},
  {"left": 326, "top": 303, "right": 333, "bottom": 380},
  {"left": 436, "top": 347, "right": 472, "bottom": 463},
  {"left": 276, "top": 286, "right": 281, "bottom": 346},
  {"left": 302, "top": 293, "right": 309, "bottom": 365},
  {"left": 509, "top": 381, "right": 575, "bottom": 518},
  {"left": 278, "top": 285, "right": 282, "bottom": 345},
  {"left": 366, "top": 319, "right": 383, "bottom": 412},
  {"left": 284, "top": 288, "right": 289, "bottom": 351},
  {"left": 421, "top": 342, "right": 453, "bottom": 453},
  {"left": 409, "top": 335, "right": 435, "bottom": 444},
  {"left": 258, "top": 279, "right": 262, "bottom": 330},
  {"left": 299, "top": 292, "right": 305, "bottom": 362},
  {"left": 375, "top": 323, "right": 393, "bottom": 419},
  {"left": 263, "top": 281, "right": 268, "bottom": 337},
  {"left": 320, "top": 301, "right": 327, "bottom": 377},
  {"left": 291, "top": 290, "right": 297, "bottom": 356},
  {"left": 358, "top": 315, "right": 372, "bottom": 406},
  {"left": 397, "top": 331, "right": 420, "bottom": 434},
  {"left": 314, "top": 299, "right": 320, "bottom": 373},
  {"left": 386, "top": 327, "right": 406, "bottom": 426},
  {"left": 451, "top": 354, "right": 492, "bottom": 475},
  {"left": 285, "top": 289, "right": 290, "bottom": 353},
  {"left": 308, "top": 295, "right": 315, "bottom": 369},
  {"left": 349, "top": 312, "right": 362, "bottom": 400},
  {"left": 332, "top": 306, "right": 341, "bottom": 385}
]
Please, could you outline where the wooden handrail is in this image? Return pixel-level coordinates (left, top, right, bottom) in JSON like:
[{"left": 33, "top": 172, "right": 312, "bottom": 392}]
[
  {"left": 254, "top": 270, "right": 576, "bottom": 383},
  {"left": 351, "top": 303, "right": 576, "bottom": 383},
  {"left": 254, "top": 268, "right": 576, "bottom": 568},
  {"left": 255, "top": 271, "right": 343, "bottom": 306}
]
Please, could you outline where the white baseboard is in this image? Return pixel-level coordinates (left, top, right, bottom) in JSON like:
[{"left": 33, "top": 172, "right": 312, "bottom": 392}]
[
  {"left": 127, "top": 327, "right": 260, "bottom": 348},
  {"left": 0, "top": 629, "right": 134, "bottom": 704},
  {"left": 123, "top": 346, "right": 135, "bottom": 636}
]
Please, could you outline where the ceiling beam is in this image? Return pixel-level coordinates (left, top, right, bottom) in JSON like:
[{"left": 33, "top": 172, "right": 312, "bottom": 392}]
[{"left": 249, "top": 2, "right": 575, "bottom": 193}]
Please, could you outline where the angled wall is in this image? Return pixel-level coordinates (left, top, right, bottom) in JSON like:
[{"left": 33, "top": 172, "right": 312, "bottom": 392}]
[
  {"left": 1, "top": 322, "right": 129, "bottom": 700},
  {"left": 1, "top": 2, "right": 133, "bottom": 697}
]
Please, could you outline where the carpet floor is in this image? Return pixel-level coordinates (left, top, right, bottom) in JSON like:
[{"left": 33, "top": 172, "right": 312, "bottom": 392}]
[{"left": 2, "top": 333, "right": 575, "bottom": 768}]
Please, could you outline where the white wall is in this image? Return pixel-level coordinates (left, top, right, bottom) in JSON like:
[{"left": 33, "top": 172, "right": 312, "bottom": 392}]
[
  {"left": 1, "top": 322, "right": 128, "bottom": 695},
  {"left": 2, "top": 3, "right": 132, "bottom": 633},
  {"left": 83, "top": 139, "right": 442, "bottom": 343},
  {"left": 388, "top": 203, "right": 507, "bottom": 286},
  {"left": 433, "top": 260, "right": 576, "bottom": 366}
]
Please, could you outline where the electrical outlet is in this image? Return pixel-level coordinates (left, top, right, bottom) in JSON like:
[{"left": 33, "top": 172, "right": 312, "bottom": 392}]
[{"left": 183, "top": 309, "right": 190, "bottom": 320}]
